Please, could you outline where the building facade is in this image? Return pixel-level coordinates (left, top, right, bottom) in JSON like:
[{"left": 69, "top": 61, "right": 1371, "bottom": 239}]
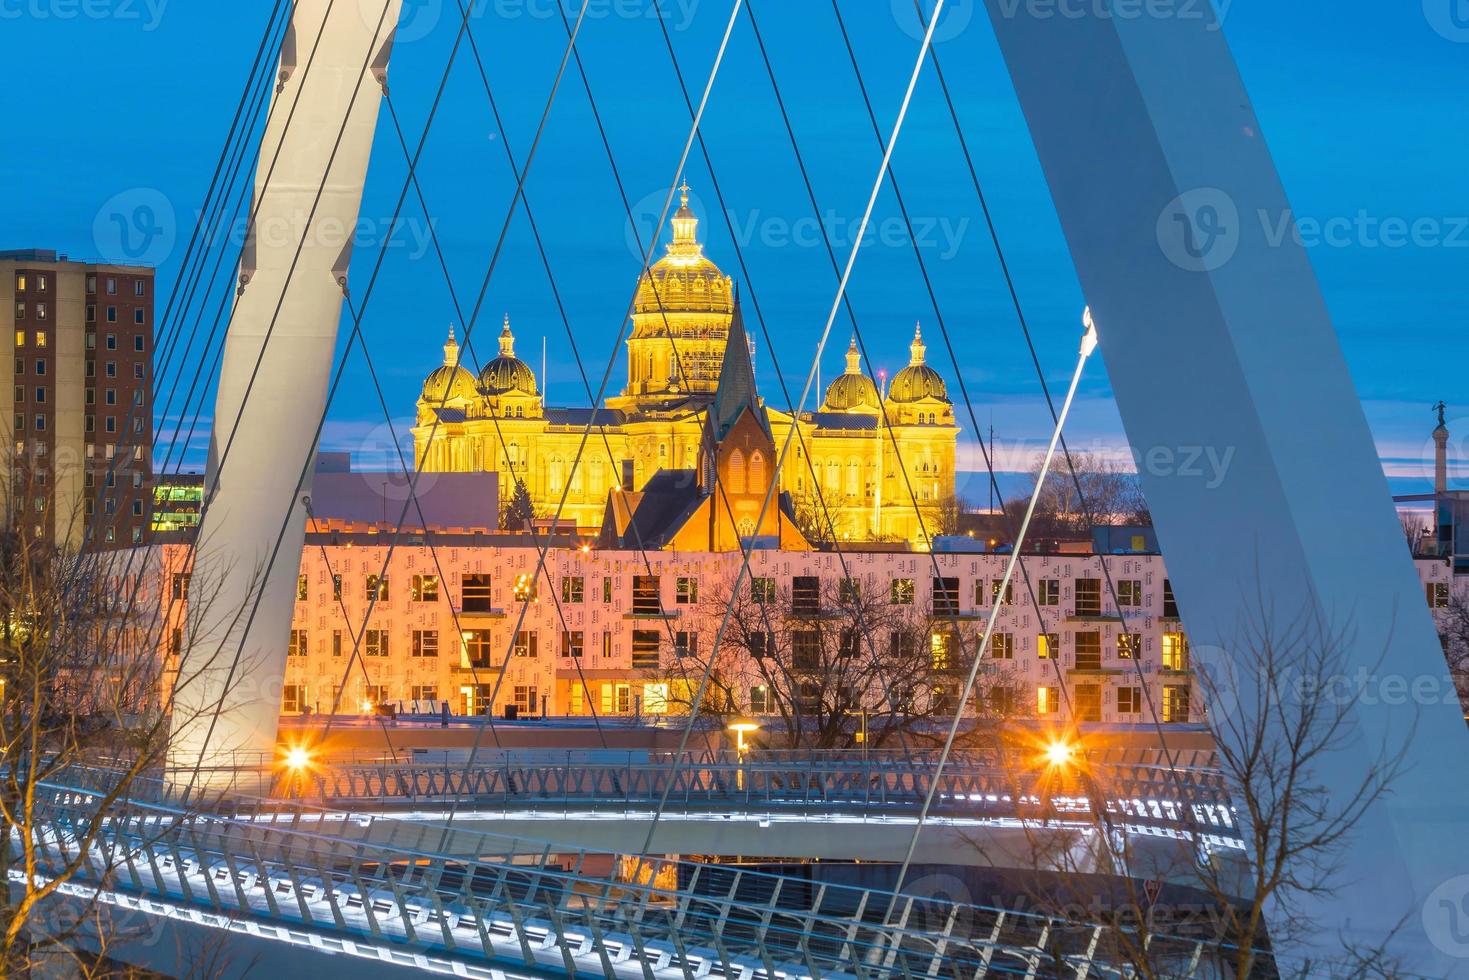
[
  {"left": 0, "top": 250, "right": 153, "bottom": 549},
  {"left": 156, "top": 538, "right": 1467, "bottom": 728},
  {"left": 411, "top": 190, "right": 958, "bottom": 545}
]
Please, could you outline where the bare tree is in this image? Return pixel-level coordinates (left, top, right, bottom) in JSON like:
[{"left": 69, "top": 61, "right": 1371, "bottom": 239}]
[
  {"left": 656, "top": 572, "right": 1018, "bottom": 750},
  {"left": 976, "top": 600, "right": 1409, "bottom": 978},
  {"left": 0, "top": 462, "right": 260, "bottom": 973},
  {"left": 1020, "top": 450, "right": 1150, "bottom": 533}
]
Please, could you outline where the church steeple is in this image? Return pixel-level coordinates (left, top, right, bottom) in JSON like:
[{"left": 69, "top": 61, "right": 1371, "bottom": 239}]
[{"left": 708, "top": 295, "right": 768, "bottom": 443}]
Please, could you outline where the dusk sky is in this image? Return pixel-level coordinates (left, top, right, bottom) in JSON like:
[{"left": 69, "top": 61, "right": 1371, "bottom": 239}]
[{"left": 3, "top": 0, "right": 1465, "bottom": 499}]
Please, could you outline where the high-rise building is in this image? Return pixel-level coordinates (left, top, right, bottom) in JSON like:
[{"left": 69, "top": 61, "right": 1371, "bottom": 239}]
[{"left": 0, "top": 250, "right": 153, "bottom": 550}]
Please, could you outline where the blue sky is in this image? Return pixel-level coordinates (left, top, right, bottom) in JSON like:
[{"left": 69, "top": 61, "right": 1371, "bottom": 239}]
[{"left": 2, "top": 0, "right": 1465, "bottom": 497}]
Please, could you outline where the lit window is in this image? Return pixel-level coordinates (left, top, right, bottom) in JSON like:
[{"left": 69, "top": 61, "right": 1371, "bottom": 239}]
[
  {"left": 411, "top": 573, "right": 439, "bottom": 602},
  {"left": 1037, "top": 685, "right": 1060, "bottom": 715},
  {"left": 1118, "top": 632, "right": 1141, "bottom": 660},
  {"left": 1162, "top": 632, "right": 1190, "bottom": 671},
  {"left": 1038, "top": 633, "right": 1059, "bottom": 660},
  {"left": 891, "top": 578, "right": 915, "bottom": 605},
  {"left": 561, "top": 576, "right": 584, "bottom": 603},
  {"left": 676, "top": 576, "right": 698, "bottom": 605},
  {"left": 296, "top": 575, "right": 308, "bottom": 601},
  {"left": 643, "top": 683, "right": 669, "bottom": 715},
  {"left": 989, "top": 632, "right": 1014, "bottom": 660},
  {"left": 287, "top": 630, "right": 308, "bottom": 656},
  {"left": 365, "top": 630, "right": 389, "bottom": 657},
  {"left": 411, "top": 630, "right": 439, "bottom": 657},
  {"left": 513, "top": 630, "right": 538, "bottom": 658},
  {"left": 562, "top": 631, "right": 584, "bottom": 658}
]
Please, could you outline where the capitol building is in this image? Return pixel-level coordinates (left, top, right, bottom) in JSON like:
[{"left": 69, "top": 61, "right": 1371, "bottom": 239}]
[{"left": 412, "top": 188, "right": 958, "bottom": 545}]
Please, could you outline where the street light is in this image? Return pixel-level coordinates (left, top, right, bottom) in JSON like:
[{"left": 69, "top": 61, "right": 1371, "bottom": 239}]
[{"left": 728, "top": 717, "right": 760, "bottom": 792}]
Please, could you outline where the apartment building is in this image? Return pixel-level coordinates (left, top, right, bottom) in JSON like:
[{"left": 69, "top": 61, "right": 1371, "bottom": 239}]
[
  {"left": 0, "top": 250, "right": 153, "bottom": 549},
  {"left": 153, "top": 533, "right": 1467, "bottom": 728}
]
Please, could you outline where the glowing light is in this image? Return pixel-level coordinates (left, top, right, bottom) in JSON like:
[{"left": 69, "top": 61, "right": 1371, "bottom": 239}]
[
  {"left": 361, "top": 700, "right": 374, "bottom": 714},
  {"left": 727, "top": 717, "right": 760, "bottom": 734},
  {"left": 284, "top": 746, "right": 312, "bottom": 771},
  {"left": 1043, "top": 738, "right": 1075, "bottom": 768}
]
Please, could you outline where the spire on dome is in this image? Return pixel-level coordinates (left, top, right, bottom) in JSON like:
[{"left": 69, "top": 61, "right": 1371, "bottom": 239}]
[
  {"left": 844, "top": 336, "right": 862, "bottom": 375},
  {"left": 669, "top": 181, "right": 700, "bottom": 252},
  {"left": 499, "top": 314, "right": 515, "bottom": 358},
  {"left": 443, "top": 324, "right": 460, "bottom": 366},
  {"left": 909, "top": 322, "right": 927, "bottom": 366}
]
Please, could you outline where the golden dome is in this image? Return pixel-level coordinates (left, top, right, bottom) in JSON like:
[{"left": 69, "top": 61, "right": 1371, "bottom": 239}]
[
  {"left": 888, "top": 324, "right": 949, "bottom": 403},
  {"left": 421, "top": 325, "right": 477, "bottom": 404},
  {"left": 478, "top": 316, "right": 538, "bottom": 396},
  {"left": 634, "top": 183, "right": 733, "bottom": 316},
  {"left": 823, "top": 337, "right": 880, "bottom": 412}
]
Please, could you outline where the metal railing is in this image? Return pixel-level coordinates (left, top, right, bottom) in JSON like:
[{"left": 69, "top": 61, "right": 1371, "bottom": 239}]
[
  {"left": 193, "top": 752, "right": 1240, "bottom": 840},
  {"left": 23, "top": 766, "right": 1244, "bottom": 979}
]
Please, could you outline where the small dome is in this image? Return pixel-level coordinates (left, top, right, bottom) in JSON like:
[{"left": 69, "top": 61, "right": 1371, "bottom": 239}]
[
  {"left": 634, "top": 183, "right": 734, "bottom": 316},
  {"left": 823, "top": 337, "right": 880, "bottom": 411},
  {"left": 421, "top": 325, "right": 477, "bottom": 404},
  {"left": 478, "top": 316, "right": 538, "bottom": 396},
  {"left": 887, "top": 324, "right": 950, "bottom": 404}
]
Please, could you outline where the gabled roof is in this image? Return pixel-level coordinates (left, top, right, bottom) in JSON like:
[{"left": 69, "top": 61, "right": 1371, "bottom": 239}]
[
  {"left": 708, "top": 298, "right": 770, "bottom": 442},
  {"left": 598, "top": 469, "right": 703, "bottom": 549}
]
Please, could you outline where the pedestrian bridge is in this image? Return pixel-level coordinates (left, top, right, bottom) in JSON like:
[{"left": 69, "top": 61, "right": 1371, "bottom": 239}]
[{"left": 24, "top": 766, "right": 1249, "bottom": 980}]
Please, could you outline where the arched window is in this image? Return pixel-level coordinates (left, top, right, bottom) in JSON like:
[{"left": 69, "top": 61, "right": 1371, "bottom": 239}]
[
  {"left": 737, "top": 517, "right": 757, "bottom": 539},
  {"left": 846, "top": 458, "right": 860, "bottom": 495},
  {"left": 749, "top": 451, "right": 766, "bottom": 490},
  {"left": 548, "top": 455, "right": 565, "bottom": 493},
  {"left": 727, "top": 449, "right": 747, "bottom": 494}
]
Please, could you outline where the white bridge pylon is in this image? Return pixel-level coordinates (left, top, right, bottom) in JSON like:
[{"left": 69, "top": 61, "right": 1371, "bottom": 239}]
[
  {"left": 168, "top": 1, "right": 1468, "bottom": 971},
  {"left": 166, "top": 0, "right": 403, "bottom": 775}
]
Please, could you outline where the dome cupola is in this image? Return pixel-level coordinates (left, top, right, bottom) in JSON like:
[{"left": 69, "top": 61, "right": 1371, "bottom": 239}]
[
  {"left": 420, "top": 324, "right": 478, "bottom": 405},
  {"left": 822, "top": 337, "right": 881, "bottom": 412},
  {"left": 633, "top": 183, "right": 734, "bottom": 316},
  {"left": 478, "top": 315, "right": 538, "bottom": 396},
  {"left": 887, "top": 323, "right": 949, "bottom": 404}
]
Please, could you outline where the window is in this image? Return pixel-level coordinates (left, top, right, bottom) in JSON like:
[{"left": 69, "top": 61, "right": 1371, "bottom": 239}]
[
  {"left": 411, "top": 630, "right": 439, "bottom": 658},
  {"left": 405, "top": 573, "right": 438, "bottom": 602},
  {"left": 1038, "top": 685, "right": 1061, "bottom": 715},
  {"left": 34, "top": 387, "right": 45, "bottom": 403},
  {"left": 1074, "top": 683, "right": 1102, "bottom": 722},
  {"left": 134, "top": 280, "right": 145, "bottom": 297},
  {"left": 106, "top": 278, "right": 117, "bottom": 294},
  {"left": 792, "top": 576, "right": 820, "bottom": 614},
  {"left": 1118, "top": 687, "right": 1143, "bottom": 715},
  {"left": 1038, "top": 633, "right": 1059, "bottom": 660},
  {"left": 463, "top": 630, "right": 493, "bottom": 668},
  {"left": 365, "top": 630, "right": 389, "bottom": 657},
  {"left": 14, "top": 275, "right": 25, "bottom": 292},
  {"left": 461, "top": 573, "right": 493, "bottom": 612},
  {"left": 86, "top": 305, "right": 96, "bottom": 323},
  {"left": 171, "top": 572, "right": 190, "bottom": 599},
  {"left": 35, "top": 305, "right": 47, "bottom": 322},
  {"left": 332, "top": 574, "right": 342, "bottom": 600},
  {"left": 675, "top": 576, "right": 698, "bottom": 605},
  {"left": 106, "top": 333, "right": 117, "bottom": 349},
  {"left": 364, "top": 685, "right": 388, "bottom": 710},
  {"left": 931, "top": 631, "right": 956, "bottom": 671},
  {"left": 288, "top": 630, "right": 308, "bottom": 657},
  {"left": 366, "top": 574, "right": 389, "bottom": 600},
  {"left": 1163, "top": 685, "right": 1191, "bottom": 723},
  {"left": 332, "top": 631, "right": 343, "bottom": 657},
  {"left": 751, "top": 577, "right": 776, "bottom": 603},
  {"left": 1163, "top": 579, "right": 1180, "bottom": 619},
  {"left": 513, "top": 630, "right": 538, "bottom": 658},
  {"left": 891, "top": 578, "right": 915, "bottom": 605},
  {"left": 1162, "top": 632, "right": 1190, "bottom": 671},
  {"left": 750, "top": 685, "right": 771, "bottom": 714},
  {"left": 839, "top": 577, "right": 860, "bottom": 604},
  {"left": 282, "top": 685, "right": 308, "bottom": 714},
  {"left": 1117, "top": 580, "right": 1143, "bottom": 607},
  {"left": 631, "top": 630, "right": 660, "bottom": 668},
  {"left": 134, "top": 309, "right": 144, "bottom": 325},
  {"left": 602, "top": 577, "right": 613, "bottom": 603},
  {"left": 106, "top": 308, "right": 117, "bottom": 323},
  {"left": 931, "top": 577, "right": 959, "bottom": 616},
  {"left": 411, "top": 685, "right": 438, "bottom": 704},
  {"left": 36, "top": 359, "right": 46, "bottom": 376},
  {"left": 513, "top": 686, "right": 540, "bottom": 715},
  {"left": 602, "top": 633, "right": 614, "bottom": 658},
  {"left": 674, "top": 631, "right": 697, "bottom": 657},
  {"left": 889, "top": 631, "right": 919, "bottom": 661},
  {"left": 1118, "top": 632, "right": 1141, "bottom": 660},
  {"left": 632, "top": 575, "right": 661, "bottom": 615},
  {"left": 513, "top": 574, "right": 536, "bottom": 602},
  {"left": 990, "top": 632, "right": 1014, "bottom": 660},
  {"left": 837, "top": 628, "right": 860, "bottom": 659},
  {"left": 562, "top": 576, "right": 584, "bottom": 603},
  {"left": 1075, "top": 631, "right": 1102, "bottom": 671},
  {"left": 991, "top": 580, "right": 1014, "bottom": 605},
  {"left": 1428, "top": 582, "right": 1451, "bottom": 609},
  {"left": 748, "top": 631, "right": 771, "bottom": 659},
  {"left": 34, "top": 416, "right": 45, "bottom": 433},
  {"left": 1037, "top": 579, "right": 1060, "bottom": 606},
  {"left": 1075, "top": 578, "right": 1102, "bottom": 617},
  {"left": 562, "top": 631, "right": 584, "bottom": 658},
  {"left": 793, "top": 630, "right": 821, "bottom": 670},
  {"left": 296, "top": 575, "right": 308, "bottom": 601}
]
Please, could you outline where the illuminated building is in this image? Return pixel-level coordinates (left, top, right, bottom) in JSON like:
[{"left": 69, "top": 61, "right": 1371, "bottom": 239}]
[{"left": 411, "top": 188, "right": 958, "bottom": 545}]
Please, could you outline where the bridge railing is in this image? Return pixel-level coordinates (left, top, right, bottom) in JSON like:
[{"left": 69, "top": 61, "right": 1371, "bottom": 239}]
[
  {"left": 189, "top": 753, "right": 1238, "bottom": 839},
  {"left": 25, "top": 766, "right": 1247, "bottom": 979}
]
